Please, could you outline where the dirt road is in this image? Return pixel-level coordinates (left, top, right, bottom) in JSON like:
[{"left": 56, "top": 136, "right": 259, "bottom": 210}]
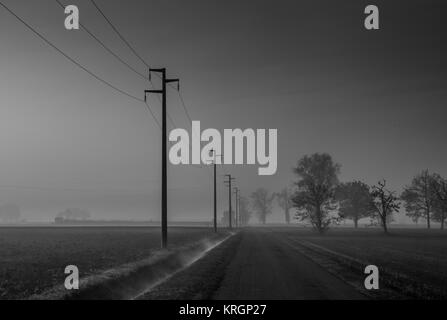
[
  {"left": 141, "top": 228, "right": 366, "bottom": 300},
  {"left": 212, "top": 228, "right": 365, "bottom": 299}
]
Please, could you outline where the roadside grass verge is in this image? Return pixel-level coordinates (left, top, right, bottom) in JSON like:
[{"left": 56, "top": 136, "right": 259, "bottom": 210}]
[
  {"left": 30, "top": 232, "right": 233, "bottom": 300},
  {"left": 138, "top": 232, "right": 242, "bottom": 300},
  {"left": 280, "top": 233, "right": 447, "bottom": 299}
]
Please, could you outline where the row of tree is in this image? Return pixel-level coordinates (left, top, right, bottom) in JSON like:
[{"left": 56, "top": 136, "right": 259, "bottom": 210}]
[
  {"left": 247, "top": 153, "right": 447, "bottom": 233},
  {"left": 401, "top": 170, "right": 447, "bottom": 229}
]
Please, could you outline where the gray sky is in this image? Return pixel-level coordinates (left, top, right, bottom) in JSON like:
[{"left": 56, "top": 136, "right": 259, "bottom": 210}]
[{"left": 0, "top": 0, "right": 446, "bottom": 222}]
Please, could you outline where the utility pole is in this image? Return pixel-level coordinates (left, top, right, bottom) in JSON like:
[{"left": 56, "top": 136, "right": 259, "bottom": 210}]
[
  {"left": 233, "top": 187, "right": 239, "bottom": 228},
  {"left": 238, "top": 188, "right": 241, "bottom": 228},
  {"left": 237, "top": 193, "right": 241, "bottom": 227},
  {"left": 238, "top": 194, "right": 241, "bottom": 226},
  {"left": 145, "top": 68, "right": 179, "bottom": 249},
  {"left": 224, "top": 174, "right": 235, "bottom": 228},
  {"left": 213, "top": 154, "right": 217, "bottom": 232},
  {"left": 209, "top": 149, "right": 222, "bottom": 233}
]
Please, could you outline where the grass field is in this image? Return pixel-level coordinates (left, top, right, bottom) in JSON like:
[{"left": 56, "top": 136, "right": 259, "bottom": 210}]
[
  {"left": 0, "top": 226, "right": 215, "bottom": 299},
  {"left": 1, "top": 226, "right": 446, "bottom": 300},
  {"left": 272, "top": 227, "right": 447, "bottom": 299}
]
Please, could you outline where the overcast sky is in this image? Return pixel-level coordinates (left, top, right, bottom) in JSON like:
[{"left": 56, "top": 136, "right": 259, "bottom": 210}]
[{"left": 0, "top": 0, "right": 446, "bottom": 222}]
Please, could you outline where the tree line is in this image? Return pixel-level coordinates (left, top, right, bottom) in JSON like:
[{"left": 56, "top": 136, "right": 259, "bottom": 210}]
[{"left": 247, "top": 153, "right": 447, "bottom": 233}]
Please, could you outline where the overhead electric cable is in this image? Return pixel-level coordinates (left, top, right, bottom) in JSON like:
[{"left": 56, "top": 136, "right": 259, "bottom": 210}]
[
  {"left": 55, "top": 0, "right": 147, "bottom": 80},
  {"left": 0, "top": 1, "right": 164, "bottom": 128}
]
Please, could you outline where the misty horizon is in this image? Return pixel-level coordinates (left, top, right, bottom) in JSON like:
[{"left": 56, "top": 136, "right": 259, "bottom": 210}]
[{"left": 1, "top": 0, "right": 446, "bottom": 224}]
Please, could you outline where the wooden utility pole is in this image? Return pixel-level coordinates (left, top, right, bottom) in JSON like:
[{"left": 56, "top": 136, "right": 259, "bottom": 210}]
[
  {"left": 224, "top": 174, "right": 235, "bottom": 228},
  {"left": 209, "top": 149, "right": 222, "bottom": 233},
  {"left": 237, "top": 193, "right": 241, "bottom": 227},
  {"left": 214, "top": 155, "right": 217, "bottom": 232},
  {"left": 145, "top": 68, "right": 179, "bottom": 248},
  {"left": 233, "top": 187, "right": 239, "bottom": 227}
]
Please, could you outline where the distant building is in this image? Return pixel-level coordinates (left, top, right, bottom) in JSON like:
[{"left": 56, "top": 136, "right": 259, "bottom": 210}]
[{"left": 55, "top": 208, "right": 91, "bottom": 223}]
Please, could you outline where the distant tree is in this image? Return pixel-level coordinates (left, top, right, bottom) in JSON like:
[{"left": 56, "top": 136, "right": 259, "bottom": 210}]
[
  {"left": 251, "top": 188, "right": 273, "bottom": 224},
  {"left": 370, "top": 180, "right": 400, "bottom": 233},
  {"left": 431, "top": 174, "right": 447, "bottom": 230},
  {"left": 401, "top": 170, "right": 436, "bottom": 229},
  {"left": 292, "top": 153, "right": 340, "bottom": 233},
  {"left": 0, "top": 203, "right": 21, "bottom": 223},
  {"left": 273, "top": 187, "right": 293, "bottom": 224},
  {"left": 433, "top": 206, "right": 446, "bottom": 230},
  {"left": 335, "top": 181, "right": 375, "bottom": 228},
  {"left": 238, "top": 196, "right": 252, "bottom": 226}
]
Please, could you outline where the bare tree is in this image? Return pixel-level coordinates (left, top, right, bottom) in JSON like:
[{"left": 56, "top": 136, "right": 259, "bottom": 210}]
[
  {"left": 335, "top": 181, "right": 375, "bottom": 228},
  {"left": 401, "top": 170, "right": 436, "bottom": 229},
  {"left": 251, "top": 188, "right": 273, "bottom": 224},
  {"left": 292, "top": 153, "right": 340, "bottom": 233},
  {"left": 370, "top": 180, "right": 400, "bottom": 233},
  {"left": 431, "top": 174, "right": 447, "bottom": 229},
  {"left": 273, "top": 188, "right": 293, "bottom": 224}
]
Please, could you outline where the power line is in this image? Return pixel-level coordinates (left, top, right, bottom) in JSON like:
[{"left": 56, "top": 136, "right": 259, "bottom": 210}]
[
  {"left": 167, "top": 111, "right": 177, "bottom": 128},
  {"left": 57, "top": 0, "right": 177, "bottom": 129},
  {"left": 2, "top": 1, "right": 210, "bottom": 180},
  {"left": 87, "top": 0, "right": 178, "bottom": 128},
  {"left": 177, "top": 90, "right": 193, "bottom": 125},
  {"left": 144, "top": 101, "right": 162, "bottom": 129},
  {"left": 88, "top": 0, "right": 190, "bottom": 130},
  {"left": 55, "top": 0, "right": 147, "bottom": 80},
  {"left": 0, "top": 1, "right": 165, "bottom": 130},
  {"left": 90, "top": 0, "right": 149, "bottom": 68},
  {"left": 0, "top": 1, "right": 142, "bottom": 103},
  {"left": 147, "top": 79, "right": 177, "bottom": 128}
]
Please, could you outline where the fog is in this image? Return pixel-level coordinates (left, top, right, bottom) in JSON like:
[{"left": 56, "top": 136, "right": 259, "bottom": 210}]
[{"left": 0, "top": 0, "right": 446, "bottom": 223}]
